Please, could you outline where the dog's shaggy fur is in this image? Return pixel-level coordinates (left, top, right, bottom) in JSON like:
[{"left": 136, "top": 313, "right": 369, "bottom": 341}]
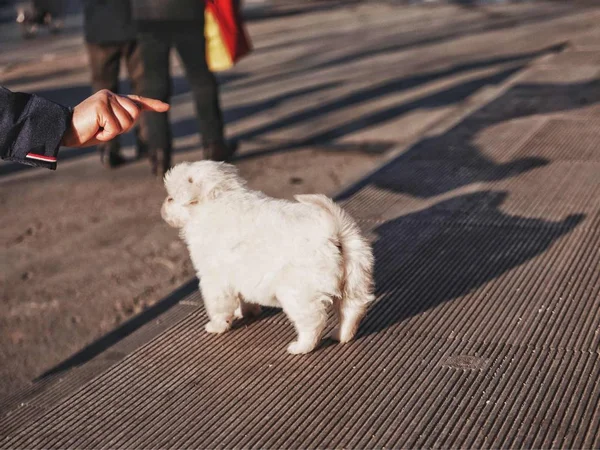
[{"left": 161, "top": 161, "right": 375, "bottom": 354}]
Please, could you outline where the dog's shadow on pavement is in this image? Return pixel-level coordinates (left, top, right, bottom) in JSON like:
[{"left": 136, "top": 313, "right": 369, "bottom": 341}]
[{"left": 358, "top": 190, "right": 585, "bottom": 337}]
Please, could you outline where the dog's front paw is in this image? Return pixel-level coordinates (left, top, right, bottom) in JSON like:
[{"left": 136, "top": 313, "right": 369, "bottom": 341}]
[
  {"left": 205, "top": 320, "right": 230, "bottom": 334},
  {"left": 287, "top": 341, "right": 315, "bottom": 355}
]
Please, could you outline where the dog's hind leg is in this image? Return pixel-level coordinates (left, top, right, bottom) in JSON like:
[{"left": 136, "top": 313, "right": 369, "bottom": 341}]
[
  {"left": 333, "top": 302, "right": 367, "bottom": 343},
  {"left": 279, "top": 290, "right": 329, "bottom": 355}
]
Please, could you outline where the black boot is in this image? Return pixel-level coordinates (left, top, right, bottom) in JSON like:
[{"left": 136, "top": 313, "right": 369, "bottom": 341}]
[
  {"left": 149, "top": 148, "right": 172, "bottom": 177},
  {"left": 203, "top": 140, "right": 238, "bottom": 162},
  {"left": 99, "top": 144, "right": 126, "bottom": 169},
  {"left": 134, "top": 126, "right": 148, "bottom": 161}
]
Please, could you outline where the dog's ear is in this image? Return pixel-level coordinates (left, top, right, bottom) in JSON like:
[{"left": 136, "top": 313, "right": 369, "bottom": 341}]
[{"left": 190, "top": 163, "right": 241, "bottom": 202}]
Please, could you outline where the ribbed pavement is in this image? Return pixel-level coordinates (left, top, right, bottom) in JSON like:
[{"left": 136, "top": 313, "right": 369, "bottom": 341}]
[{"left": 1, "top": 49, "right": 600, "bottom": 448}]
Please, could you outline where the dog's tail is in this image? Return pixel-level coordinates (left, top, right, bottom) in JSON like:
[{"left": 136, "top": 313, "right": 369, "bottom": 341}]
[{"left": 295, "top": 194, "right": 375, "bottom": 342}]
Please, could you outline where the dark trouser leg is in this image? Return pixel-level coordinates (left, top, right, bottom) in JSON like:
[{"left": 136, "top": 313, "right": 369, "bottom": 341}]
[
  {"left": 138, "top": 29, "right": 172, "bottom": 174},
  {"left": 123, "top": 40, "right": 148, "bottom": 158},
  {"left": 86, "top": 42, "right": 122, "bottom": 161},
  {"left": 173, "top": 22, "right": 225, "bottom": 146}
]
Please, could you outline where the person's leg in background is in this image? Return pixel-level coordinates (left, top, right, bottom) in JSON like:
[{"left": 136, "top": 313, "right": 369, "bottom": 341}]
[
  {"left": 86, "top": 42, "right": 127, "bottom": 168},
  {"left": 174, "top": 21, "right": 236, "bottom": 162},
  {"left": 138, "top": 27, "right": 173, "bottom": 176},
  {"left": 31, "top": 0, "right": 64, "bottom": 33},
  {"left": 123, "top": 39, "right": 149, "bottom": 160}
]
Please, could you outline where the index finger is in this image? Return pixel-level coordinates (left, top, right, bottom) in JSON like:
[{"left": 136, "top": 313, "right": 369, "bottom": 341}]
[{"left": 126, "top": 94, "right": 170, "bottom": 112}]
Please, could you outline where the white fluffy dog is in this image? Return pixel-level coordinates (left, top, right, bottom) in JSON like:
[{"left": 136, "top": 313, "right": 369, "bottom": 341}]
[{"left": 161, "top": 161, "right": 375, "bottom": 354}]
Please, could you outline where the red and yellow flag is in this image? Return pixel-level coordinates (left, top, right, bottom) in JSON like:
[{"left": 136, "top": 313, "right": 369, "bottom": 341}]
[{"left": 205, "top": 0, "right": 252, "bottom": 72}]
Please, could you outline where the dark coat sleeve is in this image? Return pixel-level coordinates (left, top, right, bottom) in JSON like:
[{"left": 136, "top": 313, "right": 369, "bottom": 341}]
[{"left": 0, "top": 86, "right": 72, "bottom": 170}]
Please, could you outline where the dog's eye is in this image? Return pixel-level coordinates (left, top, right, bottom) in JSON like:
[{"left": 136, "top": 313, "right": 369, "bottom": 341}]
[
  {"left": 188, "top": 200, "right": 199, "bottom": 206},
  {"left": 188, "top": 177, "right": 194, "bottom": 184},
  {"left": 167, "top": 197, "right": 174, "bottom": 203}
]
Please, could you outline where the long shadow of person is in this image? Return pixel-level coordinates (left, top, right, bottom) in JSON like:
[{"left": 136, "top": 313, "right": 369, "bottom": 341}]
[
  {"left": 359, "top": 190, "right": 585, "bottom": 336},
  {"left": 338, "top": 78, "right": 600, "bottom": 200}
]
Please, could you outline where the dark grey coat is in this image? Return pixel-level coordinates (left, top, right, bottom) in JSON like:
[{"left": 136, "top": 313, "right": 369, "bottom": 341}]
[
  {"left": 83, "top": 0, "right": 137, "bottom": 44},
  {"left": 131, "top": 0, "right": 205, "bottom": 22}
]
